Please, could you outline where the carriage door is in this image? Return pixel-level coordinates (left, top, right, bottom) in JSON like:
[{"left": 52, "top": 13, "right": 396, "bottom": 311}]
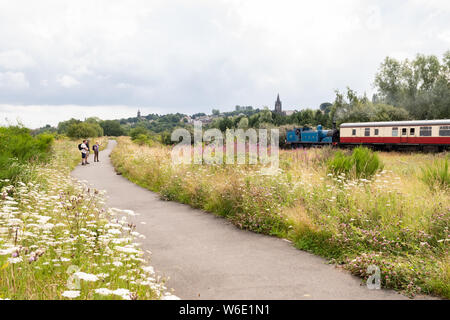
[{"left": 400, "top": 127, "right": 408, "bottom": 144}]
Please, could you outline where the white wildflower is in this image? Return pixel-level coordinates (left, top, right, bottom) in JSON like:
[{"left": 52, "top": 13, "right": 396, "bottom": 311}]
[
  {"left": 74, "top": 272, "right": 99, "bottom": 282},
  {"left": 112, "top": 261, "right": 123, "bottom": 267},
  {"left": 112, "top": 288, "right": 130, "bottom": 300},
  {"left": 8, "top": 257, "right": 23, "bottom": 264},
  {"left": 142, "top": 266, "right": 155, "bottom": 274},
  {"left": 115, "top": 246, "right": 139, "bottom": 254},
  {"left": 95, "top": 288, "right": 114, "bottom": 296},
  {"left": 62, "top": 290, "right": 80, "bottom": 299}
]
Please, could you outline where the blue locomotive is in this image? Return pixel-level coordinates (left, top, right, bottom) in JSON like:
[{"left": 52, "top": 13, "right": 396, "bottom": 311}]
[{"left": 286, "top": 125, "right": 338, "bottom": 147}]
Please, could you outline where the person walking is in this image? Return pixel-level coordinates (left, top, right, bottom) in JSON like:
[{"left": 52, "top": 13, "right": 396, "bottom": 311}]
[
  {"left": 85, "top": 139, "right": 91, "bottom": 164},
  {"left": 93, "top": 142, "right": 100, "bottom": 162},
  {"left": 79, "top": 140, "right": 88, "bottom": 165}
]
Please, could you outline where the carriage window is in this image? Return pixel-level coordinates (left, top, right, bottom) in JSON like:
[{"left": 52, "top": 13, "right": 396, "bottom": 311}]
[
  {"left": 364, "top": 128, "right": 370, "bottom": 137},
  {"left": 402, "top": 128, "right": 407, "bottom": 136},
  {"left": 352, "top": 129, "right": 356, "bottom": 136},
  {"left": 439, "top": 126, "right": 450, "bottom": 136},
  {"left": 420, "top": 127, "right": 432, "bottom": 137},
  {"left": 374, "top": 129, "right": 379, "bottom": 136},
  {"left": 410, "top": 128, "right": 415, "bottom": 135},
  {"left": 392, "top": 128, "right": 398, "bottom": 137}
]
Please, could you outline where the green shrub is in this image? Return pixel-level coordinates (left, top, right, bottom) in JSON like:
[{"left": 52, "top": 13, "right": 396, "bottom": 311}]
[
  {"left": 327, "top": 151, "right": 353, "bottom": 176},
  {"left": 130, "top": 127, "right": 149, "bottom": 141},
  {"left": 129, "top": 128, "right": 163, "bottom": 147},
  {"left": 327, "top": 146, "right": 383, "bottom": 180},
  {"left": 133, "top": 133, "right": 149, "bottom": 146},
  {"left": 352, "top": 146, "right": 384, "bottom": 179},
  {"left": 420, "top": 156, "right": 449, "bottom": 190},
  {"left": 0, "top": 126, "right": 54, "bottom": 185}
]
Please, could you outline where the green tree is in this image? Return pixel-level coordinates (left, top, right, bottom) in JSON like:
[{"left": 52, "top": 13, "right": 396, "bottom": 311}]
[
  {"left": 57, "top": 118, "right": 82, "bottom": 134},
  {"left": 100, "top": 120, "right": 124, "bottom": 136},
  {"left": 319, "top": 102, "right": 333, "bottom": 114},
  {"left": 129, "top": 126, "right": 149, "bottom": 140},
  {"left": 161, "top": 131, "right": 175, "bottom": 145},
  {"left": 218, "top": 117, "right": 233, "bottom": 131},
  {"left": 374, "top": 52, "right": 450, "bottom": 119},
  {"left": 258, "top": 109, "right": 273, "bottom": 124},
  {"left": 373, "top": 104, "right": 410, "bottom": 121},
  {"left": 332, "top": 88, "right": 409, "bottom": 125},
  {"left": 237, "top": 117, "right": 249, "bottom": 129},
  {"left": 67, "top": 122, "right": 103, "bottom": 139},
  {"left": 85, "top": 117, "right": 102, "bottom": 124}
]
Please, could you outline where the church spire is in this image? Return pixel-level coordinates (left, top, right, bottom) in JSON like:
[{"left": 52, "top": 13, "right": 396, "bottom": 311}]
[{"left": 275, "top": 94, "right": 282, "bottom": 113}]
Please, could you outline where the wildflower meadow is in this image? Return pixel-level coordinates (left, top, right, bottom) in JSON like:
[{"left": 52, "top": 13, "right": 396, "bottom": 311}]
[
  {"left": 0, "top": 137, "right": 176, "bottom": 300},
  {"left": 112, "top": 137, "right": 449, "bottom": 298}
]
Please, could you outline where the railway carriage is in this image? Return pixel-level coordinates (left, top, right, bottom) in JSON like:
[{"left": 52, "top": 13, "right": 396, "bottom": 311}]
[{"left": 339, "top": 120, "right": 450, "bottom": 152}]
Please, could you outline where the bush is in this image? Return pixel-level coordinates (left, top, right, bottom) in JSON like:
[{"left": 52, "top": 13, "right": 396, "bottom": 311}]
[
  {"left": 420, "top": 156, "right": 449, "bottom": 190},
  {"left": 0, "top": 126, "right": 54, "bottom": 185},
  {"left": 161, "top": 131, "right": 173, "bottom": 145},
  {"left": 327, "top": 146, "right": 383, "bottom": 180},
  {"left": 129, "top": 127, "right": 149, "bottom": 141},
  {"left": 134, "top": 133, "right": 149, "bottom": 146}
]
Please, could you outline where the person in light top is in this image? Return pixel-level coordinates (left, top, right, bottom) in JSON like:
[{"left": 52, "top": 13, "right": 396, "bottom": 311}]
[{"left": 80, "top": 140, "right": 89, "bottom": 165}]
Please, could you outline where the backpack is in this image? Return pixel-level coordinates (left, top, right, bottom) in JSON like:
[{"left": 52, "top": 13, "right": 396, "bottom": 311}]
[{"left": 78, "top": 143, "right": 82, "bottom": 151}]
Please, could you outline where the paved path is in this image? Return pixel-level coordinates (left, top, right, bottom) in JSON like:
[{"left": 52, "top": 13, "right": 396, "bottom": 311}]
[{"left": 72, "top": 140, "right": 407, "bottom": 300}]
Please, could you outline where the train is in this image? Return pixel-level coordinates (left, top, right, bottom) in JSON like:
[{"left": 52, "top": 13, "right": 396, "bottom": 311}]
[{"left": 286, "top": 119, "right": 450, "bottom": 152}]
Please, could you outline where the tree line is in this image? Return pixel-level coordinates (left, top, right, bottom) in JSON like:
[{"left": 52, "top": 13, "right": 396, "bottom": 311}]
[{"left": 34, "top": 51, "right": 449, "bottom": 144}]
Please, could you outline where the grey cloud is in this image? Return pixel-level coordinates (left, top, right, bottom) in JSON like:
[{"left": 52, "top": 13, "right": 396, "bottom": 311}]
[{"left": 0, "top": 0, "right": 448, "bottom": 126}]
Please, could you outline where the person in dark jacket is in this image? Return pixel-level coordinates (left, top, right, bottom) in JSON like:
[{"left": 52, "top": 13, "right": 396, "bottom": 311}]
[
  {"left": 93, "top": 142, "right": 100, "bottom": 162},
  {"left": 85, "top": 139, "right": 91, "bottom": 164}
]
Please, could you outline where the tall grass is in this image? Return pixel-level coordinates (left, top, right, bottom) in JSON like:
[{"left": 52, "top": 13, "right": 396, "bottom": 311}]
[
  {"left": 420, "top": 156, "right": 450, "bottom": 191},
  {"left": 111, "top": 137, "right": 449, "bottom": 298}
]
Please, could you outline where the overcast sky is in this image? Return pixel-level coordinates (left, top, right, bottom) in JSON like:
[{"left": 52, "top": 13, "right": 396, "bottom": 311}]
[{"left": 0, "top": 0, "right": 449, "bottom": 128}]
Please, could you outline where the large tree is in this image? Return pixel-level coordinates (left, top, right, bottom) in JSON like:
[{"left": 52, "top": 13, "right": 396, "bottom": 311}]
[
  {"left": 57, "top": 118, "right": 81, "bottom": 134},
  {"left": 67, "top": 122, "right": 103, "bottom": 139},
  {"left": 100, "top": 120, "right": 124, "bottom": 136},
  {"left": 374, "top": 52, "right": 450, "bottom": 119},
  {"left": 331, "top": 88, "right": 410, "bottom": 125}
]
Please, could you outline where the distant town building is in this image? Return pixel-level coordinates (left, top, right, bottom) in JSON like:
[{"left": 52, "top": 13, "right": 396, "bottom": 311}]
[
  {"left": 197, "top": 115, "right": 213, "bottom": 124},
  {"left": 137, "top": 109, "right": 141, "bottom": 118},
  {"left": 235, "top": 105, "right": 254, "bottom": 112},
  {"left": 181, "top": 115, "right": 193, "bottom": 124},
  {"left": 284, "top": 110, "right": 297, "bottom": 116}
]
